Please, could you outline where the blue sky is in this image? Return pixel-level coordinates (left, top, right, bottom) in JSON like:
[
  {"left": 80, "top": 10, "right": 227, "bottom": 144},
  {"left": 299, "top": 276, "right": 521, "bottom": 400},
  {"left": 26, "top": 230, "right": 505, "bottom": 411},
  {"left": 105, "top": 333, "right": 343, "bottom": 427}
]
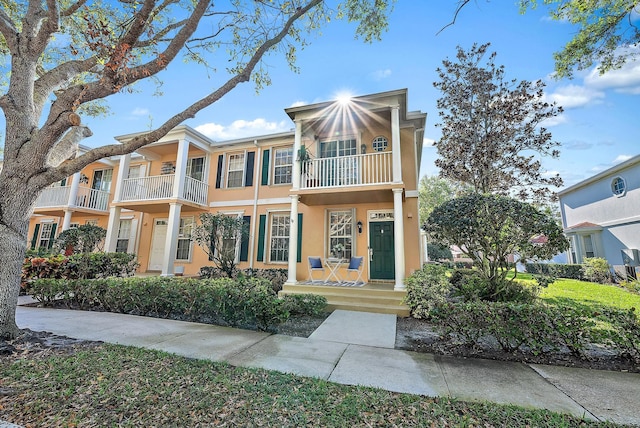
[{"left": 78, "top": 1, "right": 640, "bottom": 189}]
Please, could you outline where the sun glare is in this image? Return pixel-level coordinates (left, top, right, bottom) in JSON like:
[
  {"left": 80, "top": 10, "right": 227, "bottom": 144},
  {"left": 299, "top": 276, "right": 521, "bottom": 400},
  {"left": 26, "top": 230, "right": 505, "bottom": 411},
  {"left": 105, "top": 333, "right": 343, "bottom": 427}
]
[{"left": 335, "top": 91, "right": 353, "bottom": 106}]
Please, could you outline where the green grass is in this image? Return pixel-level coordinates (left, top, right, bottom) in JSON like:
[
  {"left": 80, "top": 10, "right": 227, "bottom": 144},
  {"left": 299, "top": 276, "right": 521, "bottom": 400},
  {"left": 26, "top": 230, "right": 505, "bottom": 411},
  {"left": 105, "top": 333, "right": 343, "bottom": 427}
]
[
  {"left": 0, "top": 344, "right": 619, "bottom": 427},
  {"left": 540, "top": 278, "right": 640, "bottom": 311}
]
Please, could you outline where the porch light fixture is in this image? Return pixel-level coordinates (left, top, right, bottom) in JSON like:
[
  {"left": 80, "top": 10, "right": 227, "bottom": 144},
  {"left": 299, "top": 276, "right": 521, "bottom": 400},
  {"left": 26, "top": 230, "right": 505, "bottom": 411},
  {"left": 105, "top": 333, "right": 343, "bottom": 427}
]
[{"left": 357, "top": 221, "right": 363, "bottom": 234}]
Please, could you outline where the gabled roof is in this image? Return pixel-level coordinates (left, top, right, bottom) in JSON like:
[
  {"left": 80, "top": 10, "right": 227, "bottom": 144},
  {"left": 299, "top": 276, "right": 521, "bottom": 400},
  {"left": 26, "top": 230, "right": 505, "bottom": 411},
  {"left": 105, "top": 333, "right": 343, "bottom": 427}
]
[
  {"left": 558, "top": 154, "right": 640, "bottom": 196},
  {"left": 565, "top": 221, "right": 603, "bottom": 232}
]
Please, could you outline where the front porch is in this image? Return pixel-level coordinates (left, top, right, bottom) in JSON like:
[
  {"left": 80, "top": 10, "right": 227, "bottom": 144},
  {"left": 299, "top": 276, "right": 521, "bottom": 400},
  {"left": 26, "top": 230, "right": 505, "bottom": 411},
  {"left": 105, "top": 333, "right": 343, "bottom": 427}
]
[{"left": 279, "top": 282, "right": 409, "bottom": 317}]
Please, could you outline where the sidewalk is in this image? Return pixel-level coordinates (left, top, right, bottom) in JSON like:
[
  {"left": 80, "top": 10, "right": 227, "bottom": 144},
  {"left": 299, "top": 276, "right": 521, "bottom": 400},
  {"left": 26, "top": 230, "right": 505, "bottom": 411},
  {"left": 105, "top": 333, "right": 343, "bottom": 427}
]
[{"left": 12, "top": 301, "right": 640, "bottom": 427}]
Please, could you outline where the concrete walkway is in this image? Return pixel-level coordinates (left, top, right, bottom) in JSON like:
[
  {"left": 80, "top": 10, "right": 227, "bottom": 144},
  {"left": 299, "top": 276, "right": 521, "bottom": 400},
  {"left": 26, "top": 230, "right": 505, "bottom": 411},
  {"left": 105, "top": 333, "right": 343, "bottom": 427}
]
[{"left": 10, "top": 302, "right": 640, "bottom": 427}]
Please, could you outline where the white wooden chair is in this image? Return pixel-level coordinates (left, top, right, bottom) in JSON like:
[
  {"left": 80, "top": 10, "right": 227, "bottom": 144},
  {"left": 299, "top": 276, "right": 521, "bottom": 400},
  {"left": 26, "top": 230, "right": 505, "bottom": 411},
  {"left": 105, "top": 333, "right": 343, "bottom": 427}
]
[
  {"left": 307, "top": 256, "right": 326, "bottom": 283},
  {"left": 343, "top": 256, "right": 364, "bottom": 285}
]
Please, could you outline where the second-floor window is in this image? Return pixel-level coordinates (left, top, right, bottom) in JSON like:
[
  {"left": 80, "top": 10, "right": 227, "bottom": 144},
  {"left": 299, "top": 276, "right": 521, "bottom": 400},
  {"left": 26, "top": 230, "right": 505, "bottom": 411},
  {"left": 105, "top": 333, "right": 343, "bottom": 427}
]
[
  {"left": 273, "top": 147, "right": 293, "bottom": 185},
  {"left": 227, "top": 154, "right": 245, "bottom": 188},
  {"left": 320, "top": 139, "right": 357, "bottom": 158}
]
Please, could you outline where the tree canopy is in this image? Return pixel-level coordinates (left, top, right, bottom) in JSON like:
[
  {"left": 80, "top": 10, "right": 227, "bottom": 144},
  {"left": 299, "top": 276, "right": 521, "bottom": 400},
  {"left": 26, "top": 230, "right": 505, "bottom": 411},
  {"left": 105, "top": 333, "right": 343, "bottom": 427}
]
[
  {"left": 418, "top": 175, "right": 467, "bottom": 227},
  {"left": 520, "top": 0, "right": 640, "bottom": 77},
  {"left": 434, "top": 43, "right": 563, "bottom": 203},
  {"left": 0, "top": 0, "right": 393, "bottom": 339},
  {"left": 426, "top": 193, "right": 569, "bottom": 296}
]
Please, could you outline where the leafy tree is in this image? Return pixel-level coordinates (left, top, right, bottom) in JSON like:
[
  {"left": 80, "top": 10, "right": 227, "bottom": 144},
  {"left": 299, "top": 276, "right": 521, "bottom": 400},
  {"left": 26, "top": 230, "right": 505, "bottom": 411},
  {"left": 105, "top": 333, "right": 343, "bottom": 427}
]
[
  {"left": 54, "top": 224, "right": 107, "bottom": 255},
  {"left": 0, "top": 0, "right": 392, "bottom": 338},
  {"left": 426, "top": 193, "right": 569, "bottom": 299},
  {"left": 448, "top": 1, "right": 639, "bottom": 77},
  {"left": 520, "top": 0, "right": 640, "bottom": 77},
  {"left": 418, "top": 175, "right": 467, "bottom": 227},
  {"left": 426, "top": 242, "right": 453, "bottom": 261},
  {"left": 434, "top": 43, "right": 563, "bottom": 203},
  {"left": 193, "top": 213, "right": 248, "bottom": 278}
]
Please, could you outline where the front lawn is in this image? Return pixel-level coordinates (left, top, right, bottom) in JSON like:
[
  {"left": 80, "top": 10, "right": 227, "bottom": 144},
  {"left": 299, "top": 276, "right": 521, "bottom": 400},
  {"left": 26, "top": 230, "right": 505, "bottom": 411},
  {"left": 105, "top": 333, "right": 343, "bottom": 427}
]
[
  {"left": 539, "top": 278, "right": 640, "bottom": 311},
  {"left": 0, "top": 344, "right": 617, "bottom": 427}
]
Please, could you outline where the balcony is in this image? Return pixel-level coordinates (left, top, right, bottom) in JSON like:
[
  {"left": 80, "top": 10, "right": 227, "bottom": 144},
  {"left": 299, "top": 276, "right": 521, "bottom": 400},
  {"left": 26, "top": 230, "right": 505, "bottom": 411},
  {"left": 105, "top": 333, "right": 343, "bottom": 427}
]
[
  {"left": 120, "top": 174, "right": 209, "bottom": 209},
  {"left": 35, "top": 186, "right": 110, "bottom": 213},
  {"left": 296, "top": 152, "right": 396, "bottom": 205},
  {"left": 300, "top": 152, "right": 393, "bottom": 189}
]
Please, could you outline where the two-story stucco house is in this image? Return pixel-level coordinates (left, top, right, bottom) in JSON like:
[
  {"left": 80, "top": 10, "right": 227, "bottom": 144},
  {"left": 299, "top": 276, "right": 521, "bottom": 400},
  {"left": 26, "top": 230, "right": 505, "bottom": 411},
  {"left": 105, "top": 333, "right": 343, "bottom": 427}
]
[
  {"left": 558, "top": 154, "right": 640, "bottom": 279},
  {"left": 27, "top": 89, "right": 426, "bottom": 314}
]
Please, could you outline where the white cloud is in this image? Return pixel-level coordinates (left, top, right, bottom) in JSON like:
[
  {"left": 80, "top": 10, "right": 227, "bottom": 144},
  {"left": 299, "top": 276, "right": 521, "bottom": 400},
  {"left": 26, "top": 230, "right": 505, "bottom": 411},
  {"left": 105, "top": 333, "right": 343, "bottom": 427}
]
[
  {"left": 423, "top": 137, "right": 436, "bottom": 146},
  {"left": 370, "top": 69, "right": 392, "bottom": 81},
  {"left": 584, "top": 51, "right": 640, "bottom": 93},
  {"left": 289, "top": 100, "right": 307, "bottom": 108},
  {"left": 542, "top": 170, "right": 560, "bottom": 178},
  {"left": 613, "top": 154, "right": 632, "bottom": 164},
  {"left": 544, "top": 85, "right": 605, "bottom": 109},
  {"left": 196, "top": 118, "right": 290, "bottom": 140},
  {"left": 564, "top": 141, "right": 593, "bottom": 150},
  {"left": 131, "top": 107, "right": 149, "bottom": 116},
  {"left": 540, "top": 114, "right": 568, "bottom": 127}
]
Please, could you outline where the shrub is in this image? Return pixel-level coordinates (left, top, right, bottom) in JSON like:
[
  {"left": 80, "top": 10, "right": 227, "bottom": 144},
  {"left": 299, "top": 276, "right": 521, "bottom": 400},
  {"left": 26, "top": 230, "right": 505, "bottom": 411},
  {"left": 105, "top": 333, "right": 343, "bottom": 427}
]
[
  {"left": 427, "top": 242, "right": 453, "bottom": 261},
  {"left": 281, "top": 294, "right": 327, "bottom": 316},
  {"left": 27, "top": 276, "right": 304, "bottom": 331},
  {"left": 525, "top": 263, "right": 584, "bottom": 280},
  {"left": 404, "top": 264, "right": 451, "bottom": 319},
  {"left": 583, "top": 257, "right": 613, "bottom": 284},
  {"left": 449, "top": 269, "right": 538, "bottom": 303},
  {"left": 22, "top": 253, "right": 138, "bottom": 289},
  {"left": 619, "top": 280, "right": 640, "bottom": 295},
  {"left": 429, "top": 301, "right": 599, "bottom": 357},
  {"left": 199, "top": 267, "right": 288, "bottom": 292}
]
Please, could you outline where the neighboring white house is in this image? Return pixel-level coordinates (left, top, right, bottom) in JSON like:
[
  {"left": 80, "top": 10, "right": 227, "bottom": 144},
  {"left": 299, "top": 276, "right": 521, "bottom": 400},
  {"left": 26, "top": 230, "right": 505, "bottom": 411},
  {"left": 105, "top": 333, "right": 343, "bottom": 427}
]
[{"left": 558, "top": 154, "right": 640, "bottom": 279}]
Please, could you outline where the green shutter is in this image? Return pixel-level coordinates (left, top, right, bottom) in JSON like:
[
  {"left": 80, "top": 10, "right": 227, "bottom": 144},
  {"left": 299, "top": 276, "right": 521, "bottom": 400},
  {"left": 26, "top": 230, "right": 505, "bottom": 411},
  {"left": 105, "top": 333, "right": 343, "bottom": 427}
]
[
  {"left": 297, "top": 213, "right": 303, "bottom": 263},
  {"left": 48, "top": 224, "right": 57, "bottom": 249},
  {"left": 30, "top": 224, "right": 40, "bottom": 249},
  {"left": 256, "top": 214, "right": 266, "bottom": 262},
  {"left": 240, "top": 216, "right": 251, "bottom": 262},
  {"left": 261, "top": 149, "right": 270, "bottom": 185},
  {"left": 245, "top": 152, "right": 255, "bottom": 187}
]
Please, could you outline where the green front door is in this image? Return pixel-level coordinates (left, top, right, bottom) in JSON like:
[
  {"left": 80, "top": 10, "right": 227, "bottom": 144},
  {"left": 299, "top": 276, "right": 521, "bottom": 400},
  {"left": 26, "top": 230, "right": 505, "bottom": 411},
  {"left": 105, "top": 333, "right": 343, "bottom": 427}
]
[{"left": 369, "top": 221, "right": 395, "bottom": 280}]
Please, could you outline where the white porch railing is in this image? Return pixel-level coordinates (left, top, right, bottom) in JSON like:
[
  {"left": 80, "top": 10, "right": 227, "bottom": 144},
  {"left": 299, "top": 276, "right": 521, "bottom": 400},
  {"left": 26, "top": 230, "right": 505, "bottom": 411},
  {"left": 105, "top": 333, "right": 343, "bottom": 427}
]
[
  {"left": 35, "top": 186, "right": 110, "bottom": 212},
  {"left": 35, "top": 186, "right": 70, "bottom": 208},
  {"left": 75, "top": 187, "right": 110, "bottom": 211},
  {"left": 301, "top": 152, "right": 393, "bottom": 189},
  {"left": 183, "top": 176, "right": 209, "bottom": 205},
  {"left": 120, "top": 174, "right": 208, "bottom": 206}
]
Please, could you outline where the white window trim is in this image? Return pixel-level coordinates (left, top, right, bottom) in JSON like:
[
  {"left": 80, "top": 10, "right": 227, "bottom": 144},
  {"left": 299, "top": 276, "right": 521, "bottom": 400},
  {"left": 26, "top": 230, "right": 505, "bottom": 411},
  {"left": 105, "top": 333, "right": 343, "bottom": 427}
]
[
  {"left": 325, "top": 208, "right": 356, "bottom": 259},
  {"left": 176, "top": 216, "right": 195, "bottom": 262},
  {"left": 215, "top": 211, "right": 244, "bottom": 263},
  {"left": 266, "top": 209, "right": 291, "bottom": 264},
  {"left": 611, "top": 176, "right": 627, "bottom": 197},
  {"left": 226, "top": 151, "right": 246, "bottom": 189},
  {"left": 272, "top": 145, "right": 294, "bottom": 186}
]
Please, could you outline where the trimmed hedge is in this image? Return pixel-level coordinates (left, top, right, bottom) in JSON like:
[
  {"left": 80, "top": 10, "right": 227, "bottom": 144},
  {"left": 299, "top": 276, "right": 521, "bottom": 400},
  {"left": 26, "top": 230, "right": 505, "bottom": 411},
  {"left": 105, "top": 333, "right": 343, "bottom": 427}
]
[
  {"left": 428, "top": 301, "right": 640, "bottom": 361},
  {"left": 28, "top": 276, "right": 327, "bottom": 332},
  {"left": 22, "top": 253, "right": 138, "bottom": 285},
  {"left": 525, "top": 263, "right": 584, "bottom": 280},
  {"left": 199, "top": 266, "right": 288, "bottom": 292}
]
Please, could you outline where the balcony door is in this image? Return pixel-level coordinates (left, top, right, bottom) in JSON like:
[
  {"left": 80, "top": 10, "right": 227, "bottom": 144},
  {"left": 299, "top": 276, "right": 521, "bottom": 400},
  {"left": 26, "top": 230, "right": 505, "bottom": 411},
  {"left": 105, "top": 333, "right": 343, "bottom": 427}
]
[{"left": 319, "top": 139, "right": 358, "bottom": 186}]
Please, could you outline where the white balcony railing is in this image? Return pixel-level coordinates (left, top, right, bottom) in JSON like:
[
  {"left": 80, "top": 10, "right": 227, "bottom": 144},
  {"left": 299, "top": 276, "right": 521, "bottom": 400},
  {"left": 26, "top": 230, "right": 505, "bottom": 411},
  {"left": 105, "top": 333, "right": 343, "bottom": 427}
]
[
  {"left": 301, "top": 152, "right": 393, "bottom": 189},
  {"left": 35, "top": 186, "right": 110, "bottom": 212},
  {"left": 120, "top": 174, "right": 208, "bottom": 206}
]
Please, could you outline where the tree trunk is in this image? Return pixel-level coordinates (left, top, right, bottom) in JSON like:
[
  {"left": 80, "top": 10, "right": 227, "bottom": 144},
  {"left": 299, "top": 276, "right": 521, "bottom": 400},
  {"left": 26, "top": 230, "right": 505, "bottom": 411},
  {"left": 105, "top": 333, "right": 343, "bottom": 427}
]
[{"left": 0, "top": 175, "right": 37, "bottom": 339}]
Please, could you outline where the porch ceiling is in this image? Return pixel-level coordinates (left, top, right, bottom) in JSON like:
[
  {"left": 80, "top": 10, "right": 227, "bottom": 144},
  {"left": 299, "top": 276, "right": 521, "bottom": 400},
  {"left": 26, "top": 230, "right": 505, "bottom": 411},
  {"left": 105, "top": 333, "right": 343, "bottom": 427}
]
[
  {"left": 295, "top": 186, "right": 396, "bottom": 206},
  {"left": 114, "top": 199, "right": 206, "bottom": 214}
]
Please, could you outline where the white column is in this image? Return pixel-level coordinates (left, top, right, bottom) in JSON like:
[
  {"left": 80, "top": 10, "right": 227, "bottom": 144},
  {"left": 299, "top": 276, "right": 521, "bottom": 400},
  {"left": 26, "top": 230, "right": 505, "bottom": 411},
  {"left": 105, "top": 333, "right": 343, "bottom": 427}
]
[
  {"left": 393, "top": 188, "right": 406, "bottom": 290},
  {"left": 104, "top": 206, "right": 122, "bottom": 252},
  {"left": 286, "top": 195, "right": 300, "bottom": 284},
  {"left": 391, "top": 105, "right": 402, "bottom": 183},
  {"left": 113, "top": 154, "right": 131, "bottom": 203},
  {"left": 292, "top": 120, "right": 302, "bottom": 190},
  {"left": 173, "top": 139, "right": 189, "bottom": 199},
  {"left": 61, "top": 172, "right": 82, "bottom": 231},
  {"left": 62, "top": 210, "right": 73, "bottom": 231},
  {"left": 421, "top": 229, "right": 428, "bottom": 265},
  {"left": 162, "top": 202, "right": 182, "bottom": 276}
]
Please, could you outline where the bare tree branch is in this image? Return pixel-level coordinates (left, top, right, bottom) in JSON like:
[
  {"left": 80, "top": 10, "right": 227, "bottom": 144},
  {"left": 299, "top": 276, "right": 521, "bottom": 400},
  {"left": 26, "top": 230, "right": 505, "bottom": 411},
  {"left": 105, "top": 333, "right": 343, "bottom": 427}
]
[{"left": 437, "top": 0, "right": 471, "bottom": 35}]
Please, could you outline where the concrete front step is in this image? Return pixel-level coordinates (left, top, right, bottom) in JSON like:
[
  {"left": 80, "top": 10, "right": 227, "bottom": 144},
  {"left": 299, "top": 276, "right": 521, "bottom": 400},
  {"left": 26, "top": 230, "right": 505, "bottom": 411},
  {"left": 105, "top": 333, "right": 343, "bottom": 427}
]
[{"left": 280, "top": 284, "right": 409, "bottom": 317}]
